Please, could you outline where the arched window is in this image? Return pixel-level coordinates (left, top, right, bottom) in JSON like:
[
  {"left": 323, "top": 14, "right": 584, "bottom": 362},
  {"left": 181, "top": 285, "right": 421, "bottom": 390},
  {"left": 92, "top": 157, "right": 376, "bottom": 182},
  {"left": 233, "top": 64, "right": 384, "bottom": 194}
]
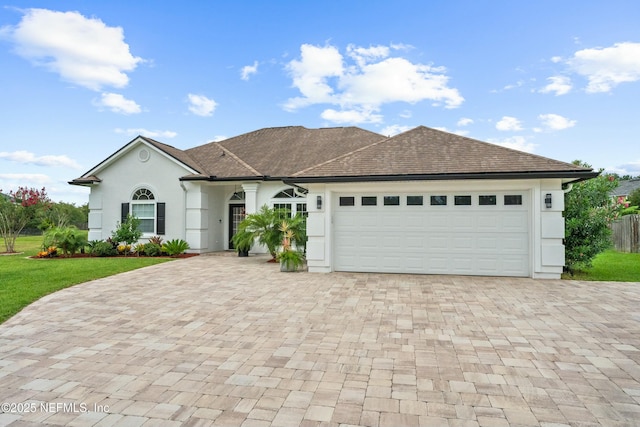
[
  {"left": 132, "top": 188, "right": 156, "bottom": 234},
  {"left": 272, "top": 187, "right": 307, "bottom": 217}
]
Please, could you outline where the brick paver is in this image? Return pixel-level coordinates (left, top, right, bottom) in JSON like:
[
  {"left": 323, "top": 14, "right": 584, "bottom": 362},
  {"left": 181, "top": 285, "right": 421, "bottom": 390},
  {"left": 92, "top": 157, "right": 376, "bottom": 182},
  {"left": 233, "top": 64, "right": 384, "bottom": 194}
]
[{"left": 1, "top": 254, "right": 639, "bottom": 426}]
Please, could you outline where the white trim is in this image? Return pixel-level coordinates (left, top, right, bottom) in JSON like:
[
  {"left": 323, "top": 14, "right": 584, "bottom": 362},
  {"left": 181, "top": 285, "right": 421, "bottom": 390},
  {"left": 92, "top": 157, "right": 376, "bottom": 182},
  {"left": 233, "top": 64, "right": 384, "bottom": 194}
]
[{"left": 82, "top": 137, "right": 200, "bottom": 178}]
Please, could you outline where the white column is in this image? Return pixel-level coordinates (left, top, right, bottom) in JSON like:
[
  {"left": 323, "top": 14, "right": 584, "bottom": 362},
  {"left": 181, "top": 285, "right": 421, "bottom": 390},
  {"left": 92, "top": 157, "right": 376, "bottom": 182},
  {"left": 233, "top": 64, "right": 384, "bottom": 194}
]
[{"left": 242, "top": 182, "right": 260, "bottom": 214}]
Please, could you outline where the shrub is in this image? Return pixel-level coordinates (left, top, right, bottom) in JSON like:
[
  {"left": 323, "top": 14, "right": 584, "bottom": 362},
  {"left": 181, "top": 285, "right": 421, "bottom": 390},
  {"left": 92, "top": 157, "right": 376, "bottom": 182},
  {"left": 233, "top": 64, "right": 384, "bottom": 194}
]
[
  {"left": 235, "top": 205, "right": 306, "bottom": 259},
  {"left": 36, "top": 246, "right": 58, "bottom": 258},
  {"left": 117, "top": 244, "right": 131, "bottom": 255},
  {"left": 162, "top": 239, "right": 190, "bottom": 256},
  {"left": 90, "top": 240, "right": 117, "bottom": 257},
  {"left": 148, "top": 236, "right": 163, "bottom": 245},
  {"left": 112, "top": 214, "right": 143, "bottom": 245},
  {"left": 565, "top": 162, "right": 619, "bottom": 273},
  {"left": 144, "top": 242, "right": 163, "bottom": 257},
  {"left": 134, "top": 243, "right": 146, "bottom": 255},
  {"left": 629, "top": 188, "right": 640, "bottom": 209},
  {"left": 43, "top": 226, "right": 87, "bottom": 256}
]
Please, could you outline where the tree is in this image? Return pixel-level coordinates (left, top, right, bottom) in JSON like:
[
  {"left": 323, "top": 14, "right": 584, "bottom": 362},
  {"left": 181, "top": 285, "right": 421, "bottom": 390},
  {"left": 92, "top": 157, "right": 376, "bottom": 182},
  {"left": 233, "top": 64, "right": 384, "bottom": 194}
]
[
  {"left": 0, "top": 187, "right": 50, "bottom": 253},
  {"left": 564, "top": 161, "right": 618, "bottom": 273},
  {"left": 111, "top": 214, "right": 143, "bottom": 246},
  {"left": 629, "top": 187, "right": 640, "bottom": 209}
]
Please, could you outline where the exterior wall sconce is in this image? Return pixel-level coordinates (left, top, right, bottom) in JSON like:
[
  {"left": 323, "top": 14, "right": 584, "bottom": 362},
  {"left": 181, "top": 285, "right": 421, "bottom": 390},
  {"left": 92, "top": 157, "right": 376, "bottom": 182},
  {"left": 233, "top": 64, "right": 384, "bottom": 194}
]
[
  {"left": 545, "top": 193, "right": 552, "bottom": 209},
  {"left": 317, "top": 195, "right": 323, "bottom": 210}
]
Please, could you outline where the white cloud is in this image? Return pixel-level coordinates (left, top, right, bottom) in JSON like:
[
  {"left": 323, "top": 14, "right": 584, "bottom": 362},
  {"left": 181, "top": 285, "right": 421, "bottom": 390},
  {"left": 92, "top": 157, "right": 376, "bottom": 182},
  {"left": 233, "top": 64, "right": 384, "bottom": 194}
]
[
  {"left": 2, "top": 8, "right": 143, "bottom": 91},
  {"left": 539, "top": 76, "right": 572, "bottom": 95},
  {"left": 568, "top": 42, "right": 640, "bottom": 93},
  {"left": 380, "top": 124, "right": 413, "bottom": 137},
  {"left": 96, "top": 92, "right": 141, "bottom": 114},
  {"left": 496, "top": 116, "right": 523, "bottom": 131},
  {"left": 241, "top": 61, "right": 258, "bottom": 80},
  {"left": 320, "top": 108, "right": 382, "bottom": 124},
  {"left": 457, "top": 117, "right": 474, "bottom": 127},
  {"left": 399, "top": 110, "right": 412, "bottom": 119},
  {"left": 0, "top": 173, "right": 52, "bottom": 187},
  {"left": 187, "top": 93, "right": 217, "bottom": 117},
  {"left": 346, "top": 44, "right": 390, "bottom": 67},
  {"left": 0, "top": 150, "right": 81, "bottom": 169},
  {"left": 488, "top": 136, "right": 537, "bottom": 153},
  {"left": 551, "top": 56, "right": 563, "bottom": 63},
  {"left": 536, "top": 113, "right": 576, "bottom": 131},
  {"left": 606, "top": 161, "right": 640, "bottom": 177},
  {"left": 284, "top": 44, "right": 344, "bottom": 110},
  {"left": 114, "top": 128, "right": 177, "bottom": 138},
  {"left": 284, "top": 43, "right": 463, "bottom": 123}
]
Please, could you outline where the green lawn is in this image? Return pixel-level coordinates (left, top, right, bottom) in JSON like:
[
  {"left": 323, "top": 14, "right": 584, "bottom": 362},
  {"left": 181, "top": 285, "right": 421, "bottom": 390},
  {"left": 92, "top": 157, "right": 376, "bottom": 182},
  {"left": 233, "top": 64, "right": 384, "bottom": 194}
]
[
  {"left": 0, "top": 235, "right": 173, "bottom": 324},
  {"left": 564, "top": 250, "right": 640, "bottom": 282}
]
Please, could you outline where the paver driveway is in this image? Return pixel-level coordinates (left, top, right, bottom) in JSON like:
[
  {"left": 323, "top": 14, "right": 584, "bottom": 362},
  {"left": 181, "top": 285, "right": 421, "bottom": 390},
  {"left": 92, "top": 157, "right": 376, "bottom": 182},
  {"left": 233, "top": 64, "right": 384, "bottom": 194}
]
[{"left": 1, "top": 254, "right": 640, "bottom": 427}]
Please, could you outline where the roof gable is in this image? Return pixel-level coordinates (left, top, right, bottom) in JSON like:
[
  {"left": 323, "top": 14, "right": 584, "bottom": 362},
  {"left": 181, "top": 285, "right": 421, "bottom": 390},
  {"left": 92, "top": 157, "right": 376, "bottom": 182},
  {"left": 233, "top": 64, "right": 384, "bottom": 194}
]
[
  {"left": 294, "top": 126, "right": 593, "bottom": 180},
  {"left": 71, "top": 136, "right": 203, "bottom": 185}
]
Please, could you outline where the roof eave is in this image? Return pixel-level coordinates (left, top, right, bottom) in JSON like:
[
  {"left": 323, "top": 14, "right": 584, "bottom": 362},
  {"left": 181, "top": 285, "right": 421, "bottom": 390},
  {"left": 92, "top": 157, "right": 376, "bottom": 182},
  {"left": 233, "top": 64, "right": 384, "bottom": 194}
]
[
  {"left": 68, "top": 176, "right": 102, "bottom": 187},
  {"left": 179, "top": 175, "right": 270, "bottom": 182},
  {"left": 288, "top": 170, "right": 600, "bottom": 184}
]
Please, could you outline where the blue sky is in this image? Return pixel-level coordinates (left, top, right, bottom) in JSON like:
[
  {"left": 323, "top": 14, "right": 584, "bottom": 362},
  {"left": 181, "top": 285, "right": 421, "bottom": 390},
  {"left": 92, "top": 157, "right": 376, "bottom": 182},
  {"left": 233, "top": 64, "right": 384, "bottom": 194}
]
[{"left": 1, "top": 1, "right": 639, "bottom": 205}]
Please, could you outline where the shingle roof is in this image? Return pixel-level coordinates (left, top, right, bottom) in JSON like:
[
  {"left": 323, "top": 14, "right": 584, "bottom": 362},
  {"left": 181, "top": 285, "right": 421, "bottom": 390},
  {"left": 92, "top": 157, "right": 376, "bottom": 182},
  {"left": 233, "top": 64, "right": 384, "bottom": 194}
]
[
  {"left": 140, "top": 136, "right": 206, "bottom": 174},
  {"left": 293, "top": 126, "right": 593, "bottom": 180},
  {"left": 611, "top": 179, "right": 640, "bottom": 197},
  {"left": 185, "top": 126, "right": 383, "bottom": 177},
  {"left": 72, "top": 125, "right": 596, "bottom": 185}
]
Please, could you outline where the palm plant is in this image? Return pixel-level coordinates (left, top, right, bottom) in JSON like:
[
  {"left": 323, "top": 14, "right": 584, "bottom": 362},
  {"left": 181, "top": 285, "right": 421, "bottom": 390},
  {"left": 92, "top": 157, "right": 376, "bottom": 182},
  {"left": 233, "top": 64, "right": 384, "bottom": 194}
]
[{"left": 236, "top": 205, "right": 287, "bottom": 259}]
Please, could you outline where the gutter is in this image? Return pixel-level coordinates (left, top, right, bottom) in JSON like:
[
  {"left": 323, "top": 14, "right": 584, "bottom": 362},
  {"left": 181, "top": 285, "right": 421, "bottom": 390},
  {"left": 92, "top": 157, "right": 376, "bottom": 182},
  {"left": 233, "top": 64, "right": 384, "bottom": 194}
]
[{"left": 288, "top": 170, "right": 600, "bottom": 184}]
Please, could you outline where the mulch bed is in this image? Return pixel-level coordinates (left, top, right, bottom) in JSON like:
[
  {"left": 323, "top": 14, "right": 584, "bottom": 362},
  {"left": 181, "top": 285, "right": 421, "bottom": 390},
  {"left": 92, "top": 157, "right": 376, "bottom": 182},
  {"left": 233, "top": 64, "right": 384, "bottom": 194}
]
[{"left": 27, "top": 253, "right": 199, "bottom": 260}]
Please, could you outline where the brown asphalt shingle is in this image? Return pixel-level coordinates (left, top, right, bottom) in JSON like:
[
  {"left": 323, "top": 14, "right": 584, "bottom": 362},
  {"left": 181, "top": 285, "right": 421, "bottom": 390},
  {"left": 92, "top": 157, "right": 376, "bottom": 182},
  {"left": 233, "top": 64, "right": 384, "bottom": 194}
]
[
  {"left": 73, "top": 125, "right": 594, "bottom": 183},
  {"left": 294, "top": 126, "right": 590, "bottom": 178},
  {"left": 186, "top": 126, "right": 384, "bottom": 178}
]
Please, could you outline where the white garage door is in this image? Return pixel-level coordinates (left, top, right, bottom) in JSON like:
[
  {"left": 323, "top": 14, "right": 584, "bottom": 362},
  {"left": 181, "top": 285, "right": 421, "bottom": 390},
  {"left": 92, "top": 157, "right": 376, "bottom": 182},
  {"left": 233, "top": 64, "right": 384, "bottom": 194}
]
[{"left": 333, "top": 192, "right": 530, "bottom": 277}]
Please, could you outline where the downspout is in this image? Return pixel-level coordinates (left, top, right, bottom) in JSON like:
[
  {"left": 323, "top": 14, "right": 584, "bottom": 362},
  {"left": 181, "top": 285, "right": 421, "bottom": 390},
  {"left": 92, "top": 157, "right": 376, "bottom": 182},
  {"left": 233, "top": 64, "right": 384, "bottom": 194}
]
[
  {"left": 180, "top": 181, "right": 187, "bottom": 242},
  {"left": 563, "top": 183, "right": 574, "bottom": 193}
]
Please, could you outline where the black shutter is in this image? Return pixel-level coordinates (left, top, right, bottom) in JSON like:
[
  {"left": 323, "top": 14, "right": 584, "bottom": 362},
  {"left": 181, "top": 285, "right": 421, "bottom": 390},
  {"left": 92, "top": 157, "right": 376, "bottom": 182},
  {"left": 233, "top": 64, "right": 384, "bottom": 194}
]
[
  {"left": 157, "top": 202, "right": 166, "bottom": 235},
  {"left": 121, "top": 203, "right": 129, "bottom": 223}
]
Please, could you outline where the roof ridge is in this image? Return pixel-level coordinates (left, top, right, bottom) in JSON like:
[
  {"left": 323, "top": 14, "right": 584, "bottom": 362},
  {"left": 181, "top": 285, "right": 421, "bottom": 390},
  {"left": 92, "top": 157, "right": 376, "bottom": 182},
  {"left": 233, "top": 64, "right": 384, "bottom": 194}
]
[
  {"left": 292, "top": 134, "right": 390, "bottom": 176},
  {"left": 214, "top": 142, "right": 262, "bottom": 176}
]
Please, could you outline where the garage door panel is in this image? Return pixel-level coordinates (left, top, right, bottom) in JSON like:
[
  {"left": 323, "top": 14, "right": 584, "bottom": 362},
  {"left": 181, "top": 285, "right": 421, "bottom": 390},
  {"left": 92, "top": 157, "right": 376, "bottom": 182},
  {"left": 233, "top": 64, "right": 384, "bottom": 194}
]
[
  {"left": 501, "top": 212, "right": 528, "bottom": 231},
  {"left": 451, "top": 214, "right": 474, "bottom": 230},
  {"left": 406, "top": 236, "right": 425, "bottom": 250},
  {"left": 501, "top": 256, "right": 528, "bottom": 275},
  {"left": 405, "top": 214, "right": 426, "bottom": 228},
  {"left": 452, "top": 236, "right": 474, "bottom": 251},
  {"left": 334, "top": 192, "right": 529, "bottom": 277},
  {"left": 427, "top": 235, "right": 450, "bottom": 251},
  {"left": 501, "top": 235, "right": 528, "bottom": 252},
  {"left": 405, "top": 256, "right": 425, "bottom": 271},
  {"left": 476, "top": 257, "right": 499, "bottom": 274},
  {"left": 476, "top": 236, "right": 498, "bottom": 251},
  {"left": 379, "top": 234, "right": 402, "bottom": 250},
  {"left": 426, "top": 213, "right": 449, "bottom": 229},
  {"left": 360, "top": 235, "right": 380, "bottom": 250},
  {"left": 477, "top": 214, "right": 499, "bottom": 231},
  {"left": 381, "top": 213, "right": 403, "bottom": 228}
]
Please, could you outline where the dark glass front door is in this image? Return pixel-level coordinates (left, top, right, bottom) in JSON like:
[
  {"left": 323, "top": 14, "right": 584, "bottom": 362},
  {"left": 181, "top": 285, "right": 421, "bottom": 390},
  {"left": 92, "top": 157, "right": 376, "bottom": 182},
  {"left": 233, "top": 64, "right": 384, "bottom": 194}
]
[{"left": 229, "top": 204, "right": 245, "bottom": 249}]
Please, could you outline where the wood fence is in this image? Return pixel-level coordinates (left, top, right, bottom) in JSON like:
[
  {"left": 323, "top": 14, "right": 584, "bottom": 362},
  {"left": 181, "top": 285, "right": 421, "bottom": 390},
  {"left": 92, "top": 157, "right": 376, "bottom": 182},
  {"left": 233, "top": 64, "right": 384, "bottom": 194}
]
[{"left": 611, "top": 214, "right": 640, "bottom": 253}]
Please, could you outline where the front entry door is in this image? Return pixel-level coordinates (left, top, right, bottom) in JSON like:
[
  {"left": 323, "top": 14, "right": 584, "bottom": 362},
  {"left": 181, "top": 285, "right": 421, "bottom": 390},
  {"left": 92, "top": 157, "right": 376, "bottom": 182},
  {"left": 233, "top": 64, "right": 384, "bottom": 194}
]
[{"left": 229, "top": 204, "right": 246, "bottom": 249}]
